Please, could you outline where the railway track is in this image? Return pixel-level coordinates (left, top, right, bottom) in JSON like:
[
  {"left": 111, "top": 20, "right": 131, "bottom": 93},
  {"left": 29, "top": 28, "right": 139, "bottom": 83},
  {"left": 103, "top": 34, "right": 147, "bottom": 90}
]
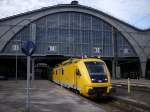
[{"left": 67, "top": 87, "right": 149, "bottom": 112}]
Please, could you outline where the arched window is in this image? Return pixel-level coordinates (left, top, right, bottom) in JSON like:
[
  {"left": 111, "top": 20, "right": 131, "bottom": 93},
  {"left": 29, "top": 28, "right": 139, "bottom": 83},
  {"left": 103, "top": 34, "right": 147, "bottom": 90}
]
[{"left": 3, "top": 12, "right": 137, "bottom": 57}]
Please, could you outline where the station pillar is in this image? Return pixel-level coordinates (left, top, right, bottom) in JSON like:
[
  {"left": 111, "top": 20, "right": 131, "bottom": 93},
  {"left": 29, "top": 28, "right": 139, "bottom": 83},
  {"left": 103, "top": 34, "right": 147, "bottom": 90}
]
[
  {"left": 112, "top": 59, "right": 116, "bottom": 79},
  {"left": 140, "top": 57, "right": 147, "bottom": 78}
]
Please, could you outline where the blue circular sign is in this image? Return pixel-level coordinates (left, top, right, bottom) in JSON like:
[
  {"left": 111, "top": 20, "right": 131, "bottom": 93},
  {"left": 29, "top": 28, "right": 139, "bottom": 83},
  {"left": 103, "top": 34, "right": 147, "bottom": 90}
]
[{"left": 21, "top": 41, "right": 36, "bottom": 56}]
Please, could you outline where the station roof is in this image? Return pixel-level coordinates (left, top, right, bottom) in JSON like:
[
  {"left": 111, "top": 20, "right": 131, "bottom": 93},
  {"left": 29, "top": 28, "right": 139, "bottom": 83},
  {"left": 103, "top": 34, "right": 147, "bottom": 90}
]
[{"left": 0, "top": 2, "right": 149, "bottom": 32}]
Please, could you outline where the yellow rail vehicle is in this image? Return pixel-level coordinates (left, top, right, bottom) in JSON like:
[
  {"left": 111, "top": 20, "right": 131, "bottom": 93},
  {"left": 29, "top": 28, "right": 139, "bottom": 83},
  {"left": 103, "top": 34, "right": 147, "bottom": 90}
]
[{"left": 52, "top": 58, "right": 112, "bottom": 98}]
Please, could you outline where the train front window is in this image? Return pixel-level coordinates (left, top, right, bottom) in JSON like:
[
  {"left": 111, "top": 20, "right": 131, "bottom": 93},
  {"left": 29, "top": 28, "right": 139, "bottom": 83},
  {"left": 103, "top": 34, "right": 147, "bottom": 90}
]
[
  {"left": 85, "top": 62, "right": 108, "bottom": 83},
  {"left": 85, "top": 62, "right": 105, "bottom": 74}
]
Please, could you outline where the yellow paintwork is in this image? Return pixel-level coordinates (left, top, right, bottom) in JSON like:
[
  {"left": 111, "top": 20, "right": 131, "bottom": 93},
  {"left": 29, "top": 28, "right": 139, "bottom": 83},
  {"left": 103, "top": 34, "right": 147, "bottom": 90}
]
[{"left": 52, "top": 58, "right": 112, "bottom": 98}]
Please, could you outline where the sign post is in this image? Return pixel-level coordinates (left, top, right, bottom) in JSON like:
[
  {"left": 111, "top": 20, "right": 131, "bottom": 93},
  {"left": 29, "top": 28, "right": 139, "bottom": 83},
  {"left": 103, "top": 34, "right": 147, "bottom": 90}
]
[
  {"left": 27, "top": 56, "right": 30, "bottom": 112},
  {"left": 22, "top": 41, "right": 36, "bottom": 112}
]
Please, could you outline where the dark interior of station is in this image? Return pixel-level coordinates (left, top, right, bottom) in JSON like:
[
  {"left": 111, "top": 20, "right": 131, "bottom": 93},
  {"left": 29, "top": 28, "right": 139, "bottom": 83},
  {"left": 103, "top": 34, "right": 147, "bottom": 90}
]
[
  {"left": 0, "top": 56, "right": 68, "bottom": 80},
  {"left": 34, "top": 56, "right": 68, "bottom": 80},
  {"left": 0, "top": 57, "right": 27, "bottom": 80},
  {"left": 0, "top": 56, "right": 145, "bottom": 80},
  {"left": 117, "top": 59, "right": 141, "bottom": 79}
]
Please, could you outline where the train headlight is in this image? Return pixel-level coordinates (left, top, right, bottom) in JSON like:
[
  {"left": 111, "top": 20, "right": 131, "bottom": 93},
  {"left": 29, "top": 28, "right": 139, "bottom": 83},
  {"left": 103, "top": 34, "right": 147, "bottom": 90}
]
[
  {"left": 104, "top": 78, "right": 108, "bottom": 81},
  {"left": 91, "top": 78, "right": 95, "bottom": 81}
]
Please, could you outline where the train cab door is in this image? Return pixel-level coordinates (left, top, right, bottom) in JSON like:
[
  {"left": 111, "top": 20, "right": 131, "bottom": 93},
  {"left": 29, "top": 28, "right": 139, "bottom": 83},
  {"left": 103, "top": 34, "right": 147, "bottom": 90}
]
[
  {"left": 58, "top": 68, "right": 61, "bottom": 84},
  {"left": 75, "top": 67, "right": 81, "bottom": 91}
]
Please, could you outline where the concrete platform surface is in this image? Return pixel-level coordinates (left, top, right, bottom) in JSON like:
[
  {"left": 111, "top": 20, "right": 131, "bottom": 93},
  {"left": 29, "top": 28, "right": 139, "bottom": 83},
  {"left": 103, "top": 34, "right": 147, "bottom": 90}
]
[{"left": 0, "top": 80, "right": 107, "bottom": 112}]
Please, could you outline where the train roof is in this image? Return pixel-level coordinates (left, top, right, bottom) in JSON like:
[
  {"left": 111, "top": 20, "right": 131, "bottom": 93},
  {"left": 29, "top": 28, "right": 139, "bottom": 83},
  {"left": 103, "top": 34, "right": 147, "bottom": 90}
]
[{"left": 54, "top": 58, "right": 104, "bottom": 68}]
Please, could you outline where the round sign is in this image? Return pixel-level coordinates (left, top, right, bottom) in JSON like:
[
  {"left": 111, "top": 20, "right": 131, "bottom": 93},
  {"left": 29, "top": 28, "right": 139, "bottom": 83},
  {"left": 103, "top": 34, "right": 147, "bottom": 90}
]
[{"left": 21, "top": 41, "right": 36, "bottom": 56}]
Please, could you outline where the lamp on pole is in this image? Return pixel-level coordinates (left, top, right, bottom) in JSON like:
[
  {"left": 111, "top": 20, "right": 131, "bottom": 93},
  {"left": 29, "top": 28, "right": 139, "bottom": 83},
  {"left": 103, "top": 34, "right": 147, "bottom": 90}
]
[
  {"left": 13, "top": 41, "right": 19, "bottom": 82},
  {"left": 16, "top": 45, "right": 18, "bottom": 82}
]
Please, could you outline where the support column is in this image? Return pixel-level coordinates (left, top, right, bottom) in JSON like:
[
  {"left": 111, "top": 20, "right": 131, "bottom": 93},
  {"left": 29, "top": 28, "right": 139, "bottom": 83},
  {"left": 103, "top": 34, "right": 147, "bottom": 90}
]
[
  {"left": 112, "top": 59, "right": 116, "bottom": 79},
  {"left": 31, "top": 58, "right": 35, "bottom": 80},
  {"left": 140, "top": 58, "right": 147, "bottom": 78},
  {"left": 116, "top": 65, "right": 121, "bottom": 79},
  {"left": 112, "top": 27, "right": 117, "bottom": 79}
]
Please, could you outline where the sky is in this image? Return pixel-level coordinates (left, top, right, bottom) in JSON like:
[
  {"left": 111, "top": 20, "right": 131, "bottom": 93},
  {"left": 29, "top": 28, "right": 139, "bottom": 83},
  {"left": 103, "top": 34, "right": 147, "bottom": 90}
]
[{"left": 0, "top": 0, "right": 150, "bottom": 30}]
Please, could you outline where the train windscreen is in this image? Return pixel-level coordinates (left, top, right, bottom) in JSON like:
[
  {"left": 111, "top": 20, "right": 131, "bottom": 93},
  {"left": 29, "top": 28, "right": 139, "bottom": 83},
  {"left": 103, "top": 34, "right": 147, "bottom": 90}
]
[{"left": 84, "top": 62, "right": 108, "bottom": 83}]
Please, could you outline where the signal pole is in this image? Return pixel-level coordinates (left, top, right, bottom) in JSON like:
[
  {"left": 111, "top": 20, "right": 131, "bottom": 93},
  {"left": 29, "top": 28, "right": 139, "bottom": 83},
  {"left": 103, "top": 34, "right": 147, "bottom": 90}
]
[
  {"left": 22, "top": 41, "right": 36, "bottom": 112},
  {"left": 27, "top": 56, "right": 31, "bottom": 112}
]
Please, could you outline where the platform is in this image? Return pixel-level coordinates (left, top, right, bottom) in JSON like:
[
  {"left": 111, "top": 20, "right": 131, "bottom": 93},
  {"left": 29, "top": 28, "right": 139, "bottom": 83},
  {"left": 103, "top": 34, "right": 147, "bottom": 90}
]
[{"left": 0, "top": 80, "right": 106, "bottom": 112}]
